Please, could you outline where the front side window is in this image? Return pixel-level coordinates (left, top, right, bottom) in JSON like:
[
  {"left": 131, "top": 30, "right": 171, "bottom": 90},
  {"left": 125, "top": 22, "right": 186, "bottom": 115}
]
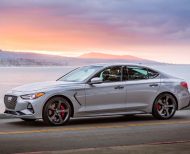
[
  {"left": 94, "top": 66, "right": 122, "bottom": 82},
  {"left": 58, "top": 66, "right": 102, "bottom": 82}
]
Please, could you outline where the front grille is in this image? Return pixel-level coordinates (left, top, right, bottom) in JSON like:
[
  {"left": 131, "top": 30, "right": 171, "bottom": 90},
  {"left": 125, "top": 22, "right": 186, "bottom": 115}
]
[{"left": 4, "top": 95, "right": 17, "bottom": 109}]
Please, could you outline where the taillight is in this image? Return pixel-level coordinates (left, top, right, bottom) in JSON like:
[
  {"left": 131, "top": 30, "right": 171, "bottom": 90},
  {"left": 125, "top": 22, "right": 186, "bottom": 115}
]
[{"left": 180, "top": 82, "right": 188, "bottom": 89}]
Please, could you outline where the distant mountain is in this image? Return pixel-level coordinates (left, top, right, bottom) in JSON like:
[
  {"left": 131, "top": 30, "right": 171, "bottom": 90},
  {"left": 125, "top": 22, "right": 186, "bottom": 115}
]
[
  {"left": 0, "top": 50, "right": 160, "bottom": 66},
  {"left": 80, "top": 52, "right": 142, "bottom": 60}
]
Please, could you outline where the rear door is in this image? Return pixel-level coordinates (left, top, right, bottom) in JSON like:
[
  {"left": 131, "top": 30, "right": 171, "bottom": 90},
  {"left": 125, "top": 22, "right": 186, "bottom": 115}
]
[{"left": 123, "top": 66, "right": 161, "bottom": 110}]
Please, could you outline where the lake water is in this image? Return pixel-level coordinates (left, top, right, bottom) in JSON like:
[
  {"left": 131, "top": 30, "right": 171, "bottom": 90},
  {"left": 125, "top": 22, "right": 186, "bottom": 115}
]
[
  {"left": 0, "top": 64, "right": 190, "bottom": 113},
  {"left": 0, "top": 66, "right": 75, "bottom": 113}
]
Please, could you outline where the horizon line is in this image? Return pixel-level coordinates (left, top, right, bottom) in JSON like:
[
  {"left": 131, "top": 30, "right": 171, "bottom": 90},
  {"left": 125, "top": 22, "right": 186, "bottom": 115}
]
[{"left": 0, "top": 48, "right": 188, "bottom": 65}]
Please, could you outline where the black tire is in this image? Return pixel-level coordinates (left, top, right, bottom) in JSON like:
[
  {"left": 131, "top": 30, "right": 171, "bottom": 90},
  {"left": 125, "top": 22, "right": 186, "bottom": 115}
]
[
  {"left": 21, "top": 118, "right": 36, "bottom": 122},
  {"left": 42, "top": 96, "right": 71, "bottom": 126},
  {"left": 152, "top": 93, "right": 177, "bottom": 120}
]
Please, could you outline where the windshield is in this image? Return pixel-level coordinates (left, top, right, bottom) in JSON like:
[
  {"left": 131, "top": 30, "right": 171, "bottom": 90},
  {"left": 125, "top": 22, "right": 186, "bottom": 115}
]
[{"left": 58, "top": 66, "right": 102, "bottom": 82}]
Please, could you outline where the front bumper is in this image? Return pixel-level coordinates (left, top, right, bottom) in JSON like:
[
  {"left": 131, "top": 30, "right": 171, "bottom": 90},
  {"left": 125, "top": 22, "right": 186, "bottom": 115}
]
[
  {"left": 4, "top": 94, "right": 46, "bottom": 119},
  {"left": 4, "top": 110, "right": 37, "bottom": 119}
]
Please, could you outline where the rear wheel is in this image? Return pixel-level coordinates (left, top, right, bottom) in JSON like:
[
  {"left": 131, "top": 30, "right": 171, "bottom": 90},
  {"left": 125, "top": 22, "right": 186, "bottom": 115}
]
[
  {"left": 43, "top": 96, "right": 71, "bottom": 126},
  {"left": 152, "top": 93, "right": 177, "bottom": 120}
]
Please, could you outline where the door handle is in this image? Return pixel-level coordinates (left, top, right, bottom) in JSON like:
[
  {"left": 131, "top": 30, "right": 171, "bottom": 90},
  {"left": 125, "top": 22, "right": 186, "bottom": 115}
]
[
  {"left": 114, "top": 85, "right": 124, "bottom": 89},
  {"left": 149, "top": 83, "right": 159, "bottom": 87}
]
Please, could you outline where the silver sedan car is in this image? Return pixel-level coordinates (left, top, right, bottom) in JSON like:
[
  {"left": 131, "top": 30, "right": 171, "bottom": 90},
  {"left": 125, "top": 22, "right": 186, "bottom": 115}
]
[{"left": 4, "top": 63, "right": 190, "bottom": 126}]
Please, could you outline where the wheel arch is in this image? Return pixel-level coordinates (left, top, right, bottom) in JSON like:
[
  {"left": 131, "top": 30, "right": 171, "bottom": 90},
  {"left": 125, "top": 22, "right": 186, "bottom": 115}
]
[{"left": 43, "top": 95, "right": 74, "bottom": 117}]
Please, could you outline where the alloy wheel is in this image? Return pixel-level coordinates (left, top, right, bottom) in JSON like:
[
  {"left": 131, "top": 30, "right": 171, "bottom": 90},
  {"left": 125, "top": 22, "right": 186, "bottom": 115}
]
[
  {"left": 43, "top": 97, "right": 71, "bottom": 126},
  {"left": 153, "top": 94, "right": 177, "bottom": 120}
]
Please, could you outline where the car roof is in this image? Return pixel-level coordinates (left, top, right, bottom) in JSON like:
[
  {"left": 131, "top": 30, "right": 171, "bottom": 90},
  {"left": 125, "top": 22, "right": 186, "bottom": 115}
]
[
  {"left": 88, "top": 63, "right": 150, "bottom": 68},
  {"left": 87, "top": 63, "right": 165, "bottom": 74}
]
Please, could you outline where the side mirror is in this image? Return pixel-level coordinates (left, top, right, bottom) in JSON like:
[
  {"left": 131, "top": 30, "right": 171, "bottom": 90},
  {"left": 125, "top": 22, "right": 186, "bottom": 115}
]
[{"left": 90, "top": 77, "right": 103, "bottom": 84}]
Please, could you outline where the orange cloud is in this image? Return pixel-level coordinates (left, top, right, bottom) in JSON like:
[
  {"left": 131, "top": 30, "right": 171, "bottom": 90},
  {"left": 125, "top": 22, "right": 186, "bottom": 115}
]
[{"left": 0, "top": 0, "right": 190, "bottom": 64}]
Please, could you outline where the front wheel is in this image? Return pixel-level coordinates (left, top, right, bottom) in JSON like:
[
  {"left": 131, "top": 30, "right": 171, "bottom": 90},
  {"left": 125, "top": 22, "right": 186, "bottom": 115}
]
[
  {"left": 152, "top": 93, "right": 177, "bottom": 120},
  {"left": 42, "top": 97, "right": 71, "bottom": 126}
]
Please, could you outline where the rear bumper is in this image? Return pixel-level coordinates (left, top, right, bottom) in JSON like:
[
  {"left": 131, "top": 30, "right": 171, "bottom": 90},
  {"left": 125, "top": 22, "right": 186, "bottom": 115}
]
[
  {"left": 177, "top": 90, "right": 190, "bottom": 110},
  {"left": 181, "top": 100, "right": 190, "bottom": 110}
]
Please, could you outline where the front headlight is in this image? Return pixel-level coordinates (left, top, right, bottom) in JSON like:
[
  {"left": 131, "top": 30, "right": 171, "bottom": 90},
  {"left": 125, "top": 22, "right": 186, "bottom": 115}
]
[{"left": 20, "top": 92, "right": 45, "bottom": 100}]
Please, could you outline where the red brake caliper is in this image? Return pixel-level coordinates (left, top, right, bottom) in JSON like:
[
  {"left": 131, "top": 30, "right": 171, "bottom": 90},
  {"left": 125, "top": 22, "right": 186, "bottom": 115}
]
[
  {"left": 60, "top": 104, "right": 65, "bottom": 118},
  {"left": 157, "top": 103, "right": 161, "bottom": 111}
]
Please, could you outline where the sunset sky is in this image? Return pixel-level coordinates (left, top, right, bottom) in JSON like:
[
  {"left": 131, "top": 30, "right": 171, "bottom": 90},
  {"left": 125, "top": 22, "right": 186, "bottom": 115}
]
[{"left": 0, "top": 0, "right": 190, "bottom": 63}]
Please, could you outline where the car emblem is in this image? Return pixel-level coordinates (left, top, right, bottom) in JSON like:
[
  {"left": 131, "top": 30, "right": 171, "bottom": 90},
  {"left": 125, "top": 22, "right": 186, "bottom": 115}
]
[{"left": 7, "top": 97, "right": 12, "bottom": 102}]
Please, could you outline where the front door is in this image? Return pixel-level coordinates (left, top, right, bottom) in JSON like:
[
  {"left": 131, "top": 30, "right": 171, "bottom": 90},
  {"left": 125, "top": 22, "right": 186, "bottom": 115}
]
[{"left": 84, "top": 66, "right": 126, "bottom": 115}]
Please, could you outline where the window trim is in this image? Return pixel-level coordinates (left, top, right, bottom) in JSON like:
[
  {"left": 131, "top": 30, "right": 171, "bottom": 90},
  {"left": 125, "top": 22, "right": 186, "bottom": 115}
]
[{"left": 86, "top": 65, "right": 160, "bottom": 83}]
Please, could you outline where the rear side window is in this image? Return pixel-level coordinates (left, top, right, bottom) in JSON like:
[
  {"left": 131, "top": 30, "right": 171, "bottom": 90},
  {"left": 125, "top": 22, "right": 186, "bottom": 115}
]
[
  {"left": 127, "top": 66, "right": 148, "bottom": 80},
  {"left": 122, "top": 66, "right": 159, "bottom": 81},
  {"left": 147, "top": 69, "right": 159, "bottom": 79}
]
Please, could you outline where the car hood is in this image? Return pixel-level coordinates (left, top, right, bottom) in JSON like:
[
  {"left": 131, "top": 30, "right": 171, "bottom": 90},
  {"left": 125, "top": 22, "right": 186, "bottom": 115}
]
[{"left": 11, "top": 81, "right": 78, "bottom": 93}]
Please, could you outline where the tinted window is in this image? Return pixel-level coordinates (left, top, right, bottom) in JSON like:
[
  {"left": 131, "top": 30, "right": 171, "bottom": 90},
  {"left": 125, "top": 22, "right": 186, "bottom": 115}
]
[
  {"left": 147, "top": 69, "right": 159, "bottom": 79},
  {"left": 127, "top": 66, "right": 148, "bottom": 80},
  {"left": 122, "top": 66, "right": 159, "bottom": 81},
  {"left": 95, "top": 66, "right": 122, "bottom": 82}
]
